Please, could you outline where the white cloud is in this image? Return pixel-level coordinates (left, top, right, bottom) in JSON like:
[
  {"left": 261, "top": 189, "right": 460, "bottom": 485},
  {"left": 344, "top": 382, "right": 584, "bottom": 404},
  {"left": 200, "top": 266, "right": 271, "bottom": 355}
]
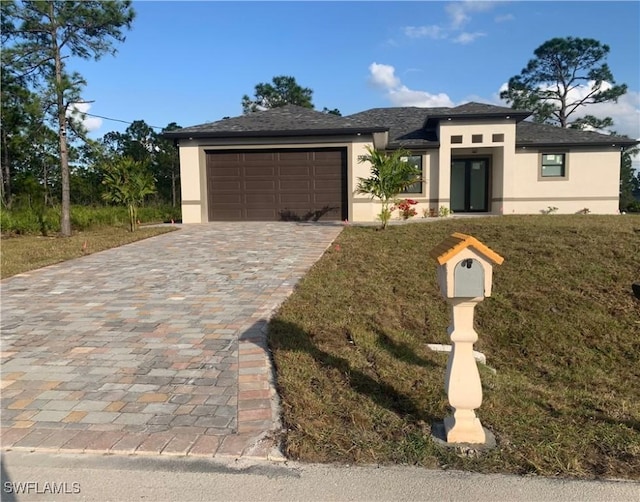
[
  {"left": 402, "top": 1, "right": 498, "bottom": 45},
  {"left": 67, "top": 102, "right": 102, "bottom": 132},
  {"left": 445, "top": 1, "right": 496, "bottom": 29},
  {"left": 574, "top": 90, "right": 640, "bottom": 139},
  {"left": 389, "top": 86, "right": 455, "bottom": 108},
  {"left": 453, "top": 32, "right": 486, "bottom": 44},
  {"left": 368, "top": 62, "right": 455, "bottom": 108},
  {"left": 403, "top": 25, "right": 446, "bottom": 40},
  {"left": 368, "top": 62, "right": 401, "bottom": 89}
]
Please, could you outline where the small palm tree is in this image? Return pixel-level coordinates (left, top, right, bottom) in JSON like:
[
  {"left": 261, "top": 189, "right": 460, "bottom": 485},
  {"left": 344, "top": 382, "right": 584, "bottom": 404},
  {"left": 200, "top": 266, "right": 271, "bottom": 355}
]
[
  {"left": 102, "top": 156, "right": 156, "bottom": 232},
  {"left": 356, "top": 146, "right": 422, "bottom": 229}
]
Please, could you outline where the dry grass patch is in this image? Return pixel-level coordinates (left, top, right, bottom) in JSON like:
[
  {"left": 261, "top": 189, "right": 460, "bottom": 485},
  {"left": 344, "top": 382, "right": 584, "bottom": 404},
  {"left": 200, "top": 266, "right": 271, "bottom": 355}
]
[
  {"left": 269, "top": 215, "right": 640, "bottom": 479},
  {"left": 1, "top": 226, "right": 176, "bottom": 278}
]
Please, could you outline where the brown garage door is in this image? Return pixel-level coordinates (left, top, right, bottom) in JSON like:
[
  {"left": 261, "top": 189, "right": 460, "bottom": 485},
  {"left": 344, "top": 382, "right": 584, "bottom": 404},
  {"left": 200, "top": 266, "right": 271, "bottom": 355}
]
[{"left": 206, "top": 148, "right": 346, "bottom": 221}]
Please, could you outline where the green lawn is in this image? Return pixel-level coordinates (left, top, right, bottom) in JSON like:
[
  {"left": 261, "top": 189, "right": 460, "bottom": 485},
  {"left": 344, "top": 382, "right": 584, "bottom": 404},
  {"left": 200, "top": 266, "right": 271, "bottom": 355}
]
[
  {"left": 268, "top": 215, "right": 640, "bottom": 479},
  {"left": 1, "top": 226, "right": 176, "bottom": 279}
]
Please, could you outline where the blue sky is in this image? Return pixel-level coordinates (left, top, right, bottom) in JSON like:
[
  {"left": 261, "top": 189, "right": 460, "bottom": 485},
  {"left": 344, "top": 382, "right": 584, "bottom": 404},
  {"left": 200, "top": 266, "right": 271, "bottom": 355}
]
[{"left": 71, "top": 0, "right": 640, "bottom": 143}]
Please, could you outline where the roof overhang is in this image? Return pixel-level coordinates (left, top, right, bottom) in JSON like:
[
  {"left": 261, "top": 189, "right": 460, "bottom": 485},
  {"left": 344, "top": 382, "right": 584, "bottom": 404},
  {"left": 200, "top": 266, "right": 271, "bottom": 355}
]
[
  {"left": 163, "top": 126, "right": 388, "bottom": 140},
  {"left": 426, "top": 110, "right": 531, "bottom": 128},
  {"left": 516, "top": 140, "right": 639, "bottom": 149}
]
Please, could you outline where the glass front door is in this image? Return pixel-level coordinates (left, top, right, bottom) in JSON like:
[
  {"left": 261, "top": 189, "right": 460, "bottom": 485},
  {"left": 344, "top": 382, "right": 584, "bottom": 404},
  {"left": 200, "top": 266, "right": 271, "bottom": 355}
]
[{"left": 450, "top": 159, "right": 489, "bottom": 212}]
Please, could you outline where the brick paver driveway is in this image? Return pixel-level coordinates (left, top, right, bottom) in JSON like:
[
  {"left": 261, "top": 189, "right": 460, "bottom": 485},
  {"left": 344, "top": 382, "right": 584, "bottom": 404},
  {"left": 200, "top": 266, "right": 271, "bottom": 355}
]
[{"left": 0, "top": 222, "right": 342, "bottom": 458}]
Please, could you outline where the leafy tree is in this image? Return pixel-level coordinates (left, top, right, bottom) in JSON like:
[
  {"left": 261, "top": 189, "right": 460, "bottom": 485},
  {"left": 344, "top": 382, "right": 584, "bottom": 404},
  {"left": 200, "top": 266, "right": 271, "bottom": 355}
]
[
  {"left": 569, "top": 115, "right": 614, "bottom": 132},
  {"left": 156, "top": 122, "right": 182, "bottom": 207},
  {"left": 3, "top": 0, "right": 135, "bottom": 235},
  {"left": 322, "top": 107, "right": 342, "bottom": 116},
  {"left": 500, "top": 37, "right": 627, "bottom": 128},
  {"left": 356, "top": 146, "right": 423, "bottom": 229},
  {"left": 620, "top": 145, "right": 640, "bottom": 212},
  {"left": 102, "top": 120, "right": 156, "bottom": 164},
  {"left": 0, "top": 78, "right": 44, "bottom": 207},
  {"left": 0, "top": 67, "right": 63, "bottom": 209},
  {"left": 242, "top": 75, "right": 314, "bottom": 113},
  {"left": 100, "top": 120, "right": 181, "bottom": 206},
  {"left": 70, "top": 138, "right": 108, "bottom": 205},
  {"left": 101, "top": 156, "right": 155, "bottom": 232}
]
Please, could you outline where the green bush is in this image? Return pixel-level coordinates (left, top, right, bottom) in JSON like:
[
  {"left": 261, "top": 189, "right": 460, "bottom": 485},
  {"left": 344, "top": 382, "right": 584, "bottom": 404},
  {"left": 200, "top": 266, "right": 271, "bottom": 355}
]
[
  {"left": 1, "top": 204, "right": 181, "bottom": 235},
  {"left": 0, "top": 205, "right": 57, "bottom": 235},
  {"left": 623, "top": 201, "right": 640, "bottom": 213}
]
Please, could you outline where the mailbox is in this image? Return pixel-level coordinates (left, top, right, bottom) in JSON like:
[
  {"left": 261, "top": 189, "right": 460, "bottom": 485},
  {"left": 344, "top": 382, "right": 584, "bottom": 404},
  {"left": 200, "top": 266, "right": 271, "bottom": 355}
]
[
  {"left": 454, "top": 258, "right": 484, "bottom": 297},
  {"left": 428, "top": 232, "right": 504, "bottom": 444},
  {"left": 430, "top": 233, "right": 504, "bottom": 299}
]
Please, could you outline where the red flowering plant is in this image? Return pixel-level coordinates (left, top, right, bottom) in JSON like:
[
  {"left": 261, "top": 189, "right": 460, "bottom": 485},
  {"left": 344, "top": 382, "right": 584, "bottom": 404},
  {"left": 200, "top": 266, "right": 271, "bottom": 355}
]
[{"left": 392, "top": 198, "right": 418, "bottom": 220}]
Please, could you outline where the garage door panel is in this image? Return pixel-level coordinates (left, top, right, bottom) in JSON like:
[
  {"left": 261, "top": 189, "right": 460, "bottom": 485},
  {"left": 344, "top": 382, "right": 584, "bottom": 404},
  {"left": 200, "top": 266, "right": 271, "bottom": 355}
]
[
  {"left": 213, "top": 180, "right": 243, "bottom": 191},
  {"left": 280, "top": 193, "right": 312, "bottom": 204},
  {"left": 247, "top": 193, "right": 277, "bottom": 204},
  {"left": 245, "top": 166, "right": 276, "bottom": 177},
  {"left": 280, "top": 180, "right": 311, "bottom": 191},
  {"left": 279, "top": 166, "right": 311, "bottom": 177},
  {"left": 244, "top": 152, "right": 276, "bottom": 161},
  {"left": 312, "top": 168, "right": 341, "bottom": 180},
  {"left": 211, "top": 153, "right": 241, "bottom": 162},
  {"left": 245, "top": 180, "right": 276, "bottom": 191},
  {"left": 246, "top": 208, "right": 278, "bottom": 220},
  {"left": 314, "top": 180, "right": 342, "bottom": 191},
  {"left": 278, "top": 160, "right": 312, "bottom": 170},
  {"left": 213, "top": 193, "right": 244, "bottom": 204},
  {"left": 211, "top": 166, "right": 241, "bottom": 177},
  {"left": 207, "top": 148, "right": 344, "bottom": 221},
  {"left": 313, "top": 151, "right": 341, "bottom": 160},
  {"left": 278, "top": 151, "right": 310, "bottom": 161}
]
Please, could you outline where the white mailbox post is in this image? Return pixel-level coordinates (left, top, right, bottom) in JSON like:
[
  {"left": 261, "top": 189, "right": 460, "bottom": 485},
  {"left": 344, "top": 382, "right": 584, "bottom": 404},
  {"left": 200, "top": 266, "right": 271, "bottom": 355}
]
[{"left": 429, "top": 232, "right": 504, "bottom": 444}]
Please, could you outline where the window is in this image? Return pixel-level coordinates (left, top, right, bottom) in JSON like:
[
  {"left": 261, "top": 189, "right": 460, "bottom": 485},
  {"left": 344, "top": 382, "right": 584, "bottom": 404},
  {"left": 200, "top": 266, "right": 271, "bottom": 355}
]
[
  {"left": 451, "top": 135, "right": 463, "bottom": 144},
  {"left": 401, "top": 155, "right": 423, "bottom": 194},
  {"left": 540, "top": 153, "right": 566, "bottom": 178},
  {"left": 492, "top": 133, "right": 504, "bottom": 143},
  {"left": 472, "top": 134, "right": 483, "bottom": 144}
]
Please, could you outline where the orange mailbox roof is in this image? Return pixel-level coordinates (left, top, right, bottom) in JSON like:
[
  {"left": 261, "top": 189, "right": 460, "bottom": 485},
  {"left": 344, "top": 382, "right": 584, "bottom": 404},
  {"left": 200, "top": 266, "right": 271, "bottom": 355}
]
[{"left": 429, "top": 232, "right": 504, "bottom": 266}]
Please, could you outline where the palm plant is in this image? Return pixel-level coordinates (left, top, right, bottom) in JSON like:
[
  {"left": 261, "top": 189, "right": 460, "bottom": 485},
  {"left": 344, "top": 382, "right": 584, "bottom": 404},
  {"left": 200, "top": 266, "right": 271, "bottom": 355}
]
[
  {"left": 101, "top": 156, "right": 156, "bottom": 232},
  {"left": 356, "top": 146, "right": 423, "bottom": 229}
]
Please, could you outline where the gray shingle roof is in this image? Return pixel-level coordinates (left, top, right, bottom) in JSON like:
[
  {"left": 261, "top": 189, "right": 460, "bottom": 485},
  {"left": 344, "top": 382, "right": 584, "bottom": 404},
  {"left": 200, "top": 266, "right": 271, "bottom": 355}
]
[
  {"left": 516, "top": 121, "right": 636, "bottom": 147},
  {"left": 345, "top": 107, "right": 442, "bottom": 148},
  {"left": 427, "top": 102, "right": 531, "bottom": 120},
  {"left": 164, "top": 102, "right": 637, "bottom": 149},
  {"left": 163, "top": 104, "right": 385, "bottom": 139}
]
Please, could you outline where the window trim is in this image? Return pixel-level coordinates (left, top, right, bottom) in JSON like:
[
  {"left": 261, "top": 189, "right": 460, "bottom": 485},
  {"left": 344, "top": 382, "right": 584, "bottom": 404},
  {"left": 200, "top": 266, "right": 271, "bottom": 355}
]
[
  {"left": 538, "top": 152, "right": 569, "bottom": 181},
  {"left": 401, "top": 154, "right": 424, "bottom": 194}
]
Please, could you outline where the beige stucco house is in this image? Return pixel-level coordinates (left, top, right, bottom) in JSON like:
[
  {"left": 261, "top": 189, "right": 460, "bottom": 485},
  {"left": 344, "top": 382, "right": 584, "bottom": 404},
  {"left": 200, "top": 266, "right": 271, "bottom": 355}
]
[{"left": 164, "top": 103, "right": 636, "bottom": 223}]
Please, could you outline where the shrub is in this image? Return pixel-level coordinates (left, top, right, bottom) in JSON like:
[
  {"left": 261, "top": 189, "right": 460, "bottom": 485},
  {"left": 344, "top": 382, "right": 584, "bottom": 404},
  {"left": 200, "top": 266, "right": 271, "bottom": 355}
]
[
  {"left": 1, "top": 204, "right": 181, "bottom": 236},
  {"left": 393, "top": 198, "right": 418, "bottom": 220}
]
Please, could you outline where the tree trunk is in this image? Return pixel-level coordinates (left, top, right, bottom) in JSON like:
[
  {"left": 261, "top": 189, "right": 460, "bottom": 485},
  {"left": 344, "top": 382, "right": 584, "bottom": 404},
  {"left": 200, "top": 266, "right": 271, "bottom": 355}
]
[
  {"left": 0, "top": 128, "right": 10, "bottom": 208},
  {"left": 43, "top": 155, "right": 49, "bottom": 207},
  {"left": 51, "top": 9, "right": 71, "bottom": 236}
]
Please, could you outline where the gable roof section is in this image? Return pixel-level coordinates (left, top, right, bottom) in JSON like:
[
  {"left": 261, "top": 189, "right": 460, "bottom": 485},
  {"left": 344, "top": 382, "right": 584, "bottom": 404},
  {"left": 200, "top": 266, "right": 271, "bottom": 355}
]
[
  {"left": 429, "top": 232, "right": 504, "bottom": 266},
  {"left": 345, "top": 107, "right": 443, "bottom": 149},
  {"left": 163, "top": 104, "right": 386, "bottom": 139},
  {"left": 424, "top": 102, "right": 531, "bottom": 124}
]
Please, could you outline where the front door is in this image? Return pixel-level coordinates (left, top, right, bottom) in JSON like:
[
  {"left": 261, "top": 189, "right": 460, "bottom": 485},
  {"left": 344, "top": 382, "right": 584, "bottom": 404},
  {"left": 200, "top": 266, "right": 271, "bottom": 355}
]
[{"left": 450, "top": 159, "right": 489, "bottom": 212}]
